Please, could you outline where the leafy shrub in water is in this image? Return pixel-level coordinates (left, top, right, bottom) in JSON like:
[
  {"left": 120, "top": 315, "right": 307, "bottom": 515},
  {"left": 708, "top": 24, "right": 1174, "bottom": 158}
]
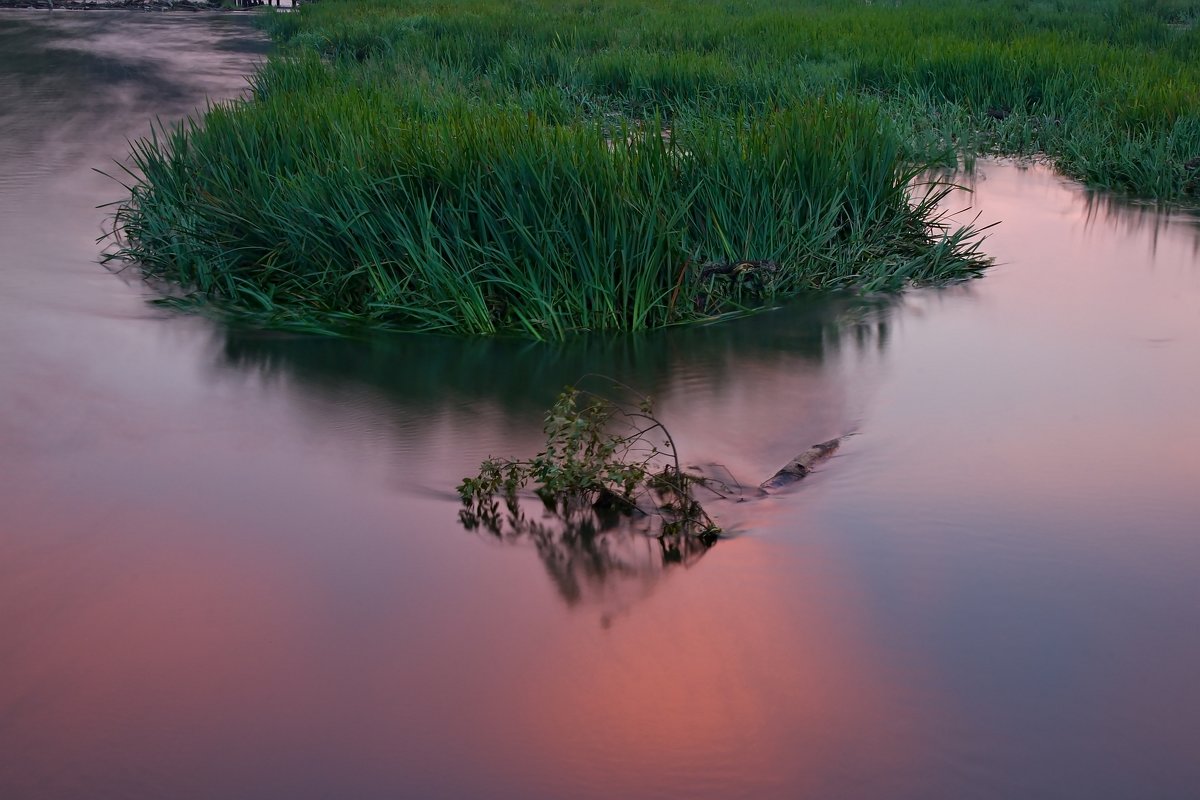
[{"left": 458, "top": 386, "right": 721, "bottom": 541}]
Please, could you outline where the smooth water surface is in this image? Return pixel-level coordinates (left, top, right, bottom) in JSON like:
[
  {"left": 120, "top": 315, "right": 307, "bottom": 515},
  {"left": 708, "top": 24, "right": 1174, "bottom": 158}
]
[{"left": 1, "top": 12, "right": 1198, "bottom": 799}]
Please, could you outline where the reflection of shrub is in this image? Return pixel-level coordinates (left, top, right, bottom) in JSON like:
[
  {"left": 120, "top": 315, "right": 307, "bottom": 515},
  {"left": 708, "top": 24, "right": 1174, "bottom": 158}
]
[{"left": 458, "top": 385, "right": 722, "bottom": 542}]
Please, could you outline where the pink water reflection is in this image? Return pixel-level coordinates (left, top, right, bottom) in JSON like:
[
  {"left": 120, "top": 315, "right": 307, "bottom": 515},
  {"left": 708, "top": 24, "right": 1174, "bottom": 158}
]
[
  {"left": 1, "top": 473, "right": 938, "bottom": 798},
  {"left": 2, "top": 12, "right": 1200, "bottom": 797}
]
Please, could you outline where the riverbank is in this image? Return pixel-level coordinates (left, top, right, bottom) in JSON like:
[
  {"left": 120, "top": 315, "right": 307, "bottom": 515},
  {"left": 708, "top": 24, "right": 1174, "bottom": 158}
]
[{"left": 112, "top": 0, "right": 1199, "bottom": 337}]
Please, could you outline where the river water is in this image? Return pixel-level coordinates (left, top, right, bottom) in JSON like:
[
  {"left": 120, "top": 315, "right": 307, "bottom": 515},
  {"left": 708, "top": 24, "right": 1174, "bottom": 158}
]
[{"left": 2, "top": 12, "right": 1199, "bottom": 800}]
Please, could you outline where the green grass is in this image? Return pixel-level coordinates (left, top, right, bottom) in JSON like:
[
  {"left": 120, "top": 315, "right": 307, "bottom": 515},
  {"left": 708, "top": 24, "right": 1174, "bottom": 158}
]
[{"left": 111, "top": 0, "right": 1200, "bottom": 337}]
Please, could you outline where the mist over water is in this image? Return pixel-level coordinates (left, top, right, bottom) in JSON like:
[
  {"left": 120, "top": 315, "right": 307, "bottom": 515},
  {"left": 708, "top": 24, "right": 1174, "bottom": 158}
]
[{"left": 1, "top": 12, "right": 1199, "bottom": 799}]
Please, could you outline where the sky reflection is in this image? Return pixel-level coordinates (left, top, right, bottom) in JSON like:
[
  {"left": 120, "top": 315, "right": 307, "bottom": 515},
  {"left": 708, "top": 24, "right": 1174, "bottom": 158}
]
[{"left": 1, "top": 12, "right": 1199, "bottom": 799}]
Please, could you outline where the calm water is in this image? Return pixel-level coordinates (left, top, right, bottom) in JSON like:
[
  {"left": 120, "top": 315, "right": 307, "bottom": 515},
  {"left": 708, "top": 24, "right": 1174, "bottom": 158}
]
[{"left": 2, "top": 12, "right": 1199, "bottom": 799}]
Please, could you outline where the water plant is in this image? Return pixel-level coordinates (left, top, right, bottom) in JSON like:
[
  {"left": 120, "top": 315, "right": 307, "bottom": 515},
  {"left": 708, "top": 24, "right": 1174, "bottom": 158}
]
[
  {"left": 111, "top": 90, "right": 987, "bottom": 336},
  {"left": 458, "top": 384, "right": 723, "bottom": 542},
  {"left": 110, "top": 0, "right": 1200, "bottom": 336}
]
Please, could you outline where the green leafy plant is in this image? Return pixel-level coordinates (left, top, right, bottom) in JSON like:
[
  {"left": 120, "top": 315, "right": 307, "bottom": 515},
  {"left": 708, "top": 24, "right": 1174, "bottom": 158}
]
[
  {"left": 458, "top": 383, "right": 721, "bottom": 542},
  {"left": 111, "top": 0, "right": 1200, "bottom": 336}
]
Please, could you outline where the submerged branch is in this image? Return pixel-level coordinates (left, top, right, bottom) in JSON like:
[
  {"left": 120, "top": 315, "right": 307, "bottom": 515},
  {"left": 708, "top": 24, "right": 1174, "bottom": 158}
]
[
  {"left": 459, "top": 382, "right": 853, "bottom": 550},
  {"left": 761, "top": 438, "right": 846, "bottom": 491}
]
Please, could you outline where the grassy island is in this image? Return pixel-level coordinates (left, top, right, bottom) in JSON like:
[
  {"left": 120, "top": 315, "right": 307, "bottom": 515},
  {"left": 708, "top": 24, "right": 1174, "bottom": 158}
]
[{"left": 114, "top": 0, "right": 1200, "bottom": 337}]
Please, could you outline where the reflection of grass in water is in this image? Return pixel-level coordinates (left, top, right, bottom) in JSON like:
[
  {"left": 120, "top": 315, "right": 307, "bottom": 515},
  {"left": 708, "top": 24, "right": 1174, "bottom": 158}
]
[
  {"left": 213, "top": 293, "right": 898, "bottom": 418},
  {"left": 218, "top": 316, "right": 890, "bottom": 611}
]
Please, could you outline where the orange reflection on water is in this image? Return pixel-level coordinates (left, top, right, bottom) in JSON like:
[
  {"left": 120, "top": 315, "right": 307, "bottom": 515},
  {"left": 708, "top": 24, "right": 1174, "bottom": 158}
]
[
  {"left": 1, "top": 478, "right": 940, "bottom": 799},
  {"left": 494, "top": 540, "right": 938, "bottom": 798},
  {"left": 0, "top": 498, "right": 331, "bottom": 797}
]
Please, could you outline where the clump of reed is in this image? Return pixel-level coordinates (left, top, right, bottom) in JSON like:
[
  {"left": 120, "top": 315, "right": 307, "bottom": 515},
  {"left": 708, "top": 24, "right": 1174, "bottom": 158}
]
[
  {"left": 113, "top": 0, "right": 1200, "bottom": 336},
  {"left": 114, "top": 67, "right": 985, "bottom": 336},
  {"left": 253, "top": 0, "right": 1200, "bottom": 198}
]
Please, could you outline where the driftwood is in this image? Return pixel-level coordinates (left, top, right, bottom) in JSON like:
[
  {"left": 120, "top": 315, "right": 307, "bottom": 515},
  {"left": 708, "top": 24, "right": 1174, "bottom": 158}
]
[
  {"left": 1186, "top": 157, "right": 1200, "bottom": 196},
  {"left": 698, "top": 259, "right": 779, "bottom": 281},
  {"left": 760, "top": 437, "right": 844, "bottom": 491}
]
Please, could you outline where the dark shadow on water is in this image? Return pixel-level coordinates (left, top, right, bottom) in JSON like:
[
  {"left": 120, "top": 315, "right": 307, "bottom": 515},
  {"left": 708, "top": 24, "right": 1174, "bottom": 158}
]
[
  {"left": 216, "top": 294, "right": 901, "bottom": 418},
  {"left": 464, "top": 495, "right": 714, "bottom": 620},
  {"left": 211, "top": 294, "right": 908, "bottom": 613}
]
